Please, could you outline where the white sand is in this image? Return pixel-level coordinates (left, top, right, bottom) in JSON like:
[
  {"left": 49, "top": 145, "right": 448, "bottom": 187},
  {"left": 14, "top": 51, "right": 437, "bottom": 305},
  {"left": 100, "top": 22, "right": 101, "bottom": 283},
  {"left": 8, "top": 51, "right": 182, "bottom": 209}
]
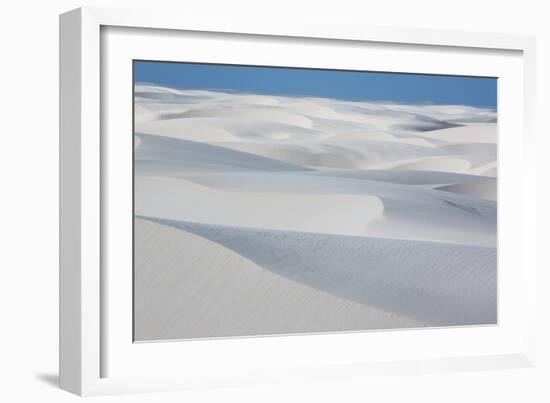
[
  {"left": 135, "top": 218, "right": 423, "bottom": 341},
  {"left": 135, "top": 176, "right": 384, "bottom": 237},
  {"left": 435, "top": 177, "right": 497, "bottom": 201},
  {"left": 133, "top": 84, "right": 498, "bottom": 340},
  {"left": 136, "top": 171, "right": 496, "bottom": 246}
]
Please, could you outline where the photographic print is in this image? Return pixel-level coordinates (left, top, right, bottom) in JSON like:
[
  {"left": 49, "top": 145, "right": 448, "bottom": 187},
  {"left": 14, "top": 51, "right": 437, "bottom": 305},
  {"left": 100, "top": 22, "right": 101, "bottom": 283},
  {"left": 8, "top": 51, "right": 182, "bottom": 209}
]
[{"left": 133, "top": 61, "right": 497, "bottom": 342}]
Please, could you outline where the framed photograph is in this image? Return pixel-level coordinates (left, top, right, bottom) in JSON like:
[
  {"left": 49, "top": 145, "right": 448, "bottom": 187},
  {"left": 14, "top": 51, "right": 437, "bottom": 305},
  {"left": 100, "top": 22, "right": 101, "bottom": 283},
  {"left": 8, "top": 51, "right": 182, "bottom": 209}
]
[{"left": 60, "top": 6, "right": 537, "bottom": 396}]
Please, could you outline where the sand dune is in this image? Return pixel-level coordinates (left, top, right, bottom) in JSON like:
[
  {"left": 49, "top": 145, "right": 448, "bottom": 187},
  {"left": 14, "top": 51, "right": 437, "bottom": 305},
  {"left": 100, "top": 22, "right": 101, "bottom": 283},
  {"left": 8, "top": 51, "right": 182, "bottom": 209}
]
[
  {"left": 139, "top": 217, "right": 496, "bottom": 328},
  {"left": 384, "top": 156, "right": 472, "bottom": 173},
  {"left": 135, "top": 133, "right": 312, "bottom": 174},
  {"left": 157, "top": 171, "right": 496, "bottom": 246},
  {"left": 215, "top": 139, "right": 447, "bottom": 169},
  {"left": 134, "top": 218, "right": 422, "bottom": 341},
  {"left": 134, "top": 85, "right": 496, "bottom": 158},
  {"left": 372, "top": 153, "right": 494, "bottom": 177},
  {"left": 440, "top": 142, "right": 496, "bottom": 156},
  {"left": 306, "top": 169, "right": 488, "bottom": 186},
  {"left": 135, "top": 176, "right": 384, "bottom": 237},
  {"left": 324, "top": 131, "right": 437, "bottom": 148},
  {"left": 435, "top": 177, "right": 497, "bottom": 201},
  {"left": 210, "top": 141, "right": 370, "bottom": 169},
  {"left": 137, "top": 119, "right": 241, "bottom": 141},
  {"left": 470, "top": 161, "right": 498, "bottom": 177},
  {"left": 413, "top": 124, "right": 497, "bottom": 144},
  {"left": 133, "top": 85, "right": 498, "bottom": 340},
  {"left": 175, "top": 107, "right": 314, "bottom": 128},
  {"left": 481, "top": 166, "right": 497, "bottom": 177}
]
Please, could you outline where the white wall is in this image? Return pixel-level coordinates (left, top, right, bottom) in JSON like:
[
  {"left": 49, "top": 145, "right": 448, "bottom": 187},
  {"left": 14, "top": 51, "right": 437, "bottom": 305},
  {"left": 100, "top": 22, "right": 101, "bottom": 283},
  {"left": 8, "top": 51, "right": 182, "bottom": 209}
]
[{"left": 0, "top": 0, "right": 548, "bottom": 401}]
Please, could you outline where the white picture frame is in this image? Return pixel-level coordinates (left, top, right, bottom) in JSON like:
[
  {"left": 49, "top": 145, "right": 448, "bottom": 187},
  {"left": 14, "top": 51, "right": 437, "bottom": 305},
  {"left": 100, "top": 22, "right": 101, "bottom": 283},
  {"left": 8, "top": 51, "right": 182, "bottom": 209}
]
[{"left": 59, "top": 6, "right": 537, "bottom": 396}]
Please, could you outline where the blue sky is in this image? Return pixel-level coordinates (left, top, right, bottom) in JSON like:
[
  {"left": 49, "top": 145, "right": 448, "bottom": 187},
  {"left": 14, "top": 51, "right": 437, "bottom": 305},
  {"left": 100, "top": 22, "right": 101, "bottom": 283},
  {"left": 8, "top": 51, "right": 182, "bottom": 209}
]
[{"left": 134, "top": 61, "right": 497, "bottom": 108}]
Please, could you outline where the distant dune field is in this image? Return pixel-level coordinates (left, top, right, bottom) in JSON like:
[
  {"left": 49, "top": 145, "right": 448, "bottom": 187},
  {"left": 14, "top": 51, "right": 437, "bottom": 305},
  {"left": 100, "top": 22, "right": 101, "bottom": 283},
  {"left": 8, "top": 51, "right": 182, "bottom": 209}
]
[{"left": 133, "top": 84, "right": 497, "bottom": 341}]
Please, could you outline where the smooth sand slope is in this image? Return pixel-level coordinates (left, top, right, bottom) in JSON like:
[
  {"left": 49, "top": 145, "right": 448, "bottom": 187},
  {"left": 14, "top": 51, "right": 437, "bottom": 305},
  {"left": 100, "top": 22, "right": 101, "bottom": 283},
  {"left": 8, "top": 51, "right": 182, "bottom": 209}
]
[
  {"left": 133, "top": 84, "right": 498, "bottom": 340},
  {"left": 135, "top": 218, "right": 423, "bottom": 341}
]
